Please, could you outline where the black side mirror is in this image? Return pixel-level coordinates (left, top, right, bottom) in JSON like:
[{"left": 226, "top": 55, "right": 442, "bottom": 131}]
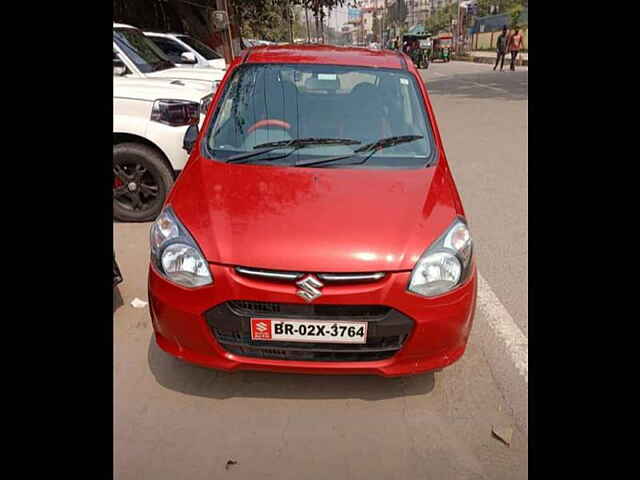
[{"left": 183, "top": 124, "right": 199, "bottom": 152}]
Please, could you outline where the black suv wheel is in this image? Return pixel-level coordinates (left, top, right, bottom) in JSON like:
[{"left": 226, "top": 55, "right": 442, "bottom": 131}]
[{"left": 113, "top": 143, "right": 174, "bottom": 222}]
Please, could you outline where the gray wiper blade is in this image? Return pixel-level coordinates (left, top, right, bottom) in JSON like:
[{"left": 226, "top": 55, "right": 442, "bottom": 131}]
[
  {"left": 296, "top": 135, "right": 425, "bottom": 168},
  {"left": 254, "top": 137, "right": 361, "bottom": 149},
  {"left": 225, "top": 145, "right": 290, "bottom": 163},
  {"left": 354, "top": 135, "right": 423, "bottom": 153},
  {"left": 226, "top": 137, "right": 361, "bottom": 164}
]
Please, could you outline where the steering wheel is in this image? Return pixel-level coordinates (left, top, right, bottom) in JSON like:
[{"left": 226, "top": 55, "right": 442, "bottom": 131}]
[{"left": 247, "top": 119, "right": 291, "bottom": 134}]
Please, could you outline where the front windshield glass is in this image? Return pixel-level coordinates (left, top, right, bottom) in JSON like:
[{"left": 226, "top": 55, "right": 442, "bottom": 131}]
[
  {"left": 179, "top": 35, "right": 222, "bottom": 60},
  {"left": 113, "top": 28, "right": 174, "bottom": 73},
  {"left": 205, "top": 64, "right": 436, "bottom": 168}
]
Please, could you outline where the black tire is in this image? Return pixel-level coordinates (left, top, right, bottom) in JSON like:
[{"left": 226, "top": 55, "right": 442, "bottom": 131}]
[{"left": 113, "top": 142, "right": 175, "bottom": 222}]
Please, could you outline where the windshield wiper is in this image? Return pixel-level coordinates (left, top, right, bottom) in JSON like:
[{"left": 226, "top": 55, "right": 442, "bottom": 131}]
[
  {"left": 294, "top": 135, "right": 424, "bottom": 168},
  {"left": 225, "top": 137, "right": 361, "bottom": 164},
  {"left": 354, "top": 135, "right": 423, "bottom": 153},
  {"left": 254, "top": 137, "right": 360, "bottom": 149}
]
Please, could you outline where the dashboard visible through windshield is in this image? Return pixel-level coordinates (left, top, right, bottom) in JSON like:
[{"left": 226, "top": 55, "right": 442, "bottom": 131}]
[{"left": 205, "top": 64, "right": 437, "bottom": 169}]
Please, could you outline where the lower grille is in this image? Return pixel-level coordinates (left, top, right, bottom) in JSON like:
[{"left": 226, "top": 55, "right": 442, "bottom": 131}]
[
  {"left": 228, "top": 300, "right": 390, "bottom": 319},
  {"left": 205, "top": 301, "right": 413, "bottom": 362}
]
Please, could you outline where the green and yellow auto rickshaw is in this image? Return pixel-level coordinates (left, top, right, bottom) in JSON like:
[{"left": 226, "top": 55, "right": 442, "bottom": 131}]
[
  {"left": 431, "top": 35, "right": 452, "bottom": 62},
  {"left": 401, "top": 25, "right": 432, "bottom": 69},
  {"left": 401, "top": 33, "right": 432, "bottom": 69}
]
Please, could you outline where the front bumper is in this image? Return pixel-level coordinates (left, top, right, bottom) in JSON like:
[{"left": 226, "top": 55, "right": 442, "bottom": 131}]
[
  {"left": 144, "top": 113, "right": 206, "bottom": 172},
  {"left": 148, "top": 263, "right": 477, "bottom": 377}
]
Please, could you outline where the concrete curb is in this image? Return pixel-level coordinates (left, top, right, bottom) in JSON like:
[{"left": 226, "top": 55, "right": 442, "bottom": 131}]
[
  {"left": 474, "top": 273, "right": 528, "bottom": 436},
  {"left": 454, "top": 55, "right": 528, "bottom": 67}
]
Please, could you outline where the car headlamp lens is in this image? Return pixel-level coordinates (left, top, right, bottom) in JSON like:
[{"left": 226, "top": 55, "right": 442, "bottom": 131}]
[
  {"left": 150, "top": 99, "right": 199, "bottom": 126},
  {"left": 150, "top": 206, "right": 213, "bottom": 288},
  {"left": 160, "top": 243, "right": 212, "bottom": 287},
  {"left": 409, "top": 252, "right": 461, "bottom": 297},
  {"left": 151, "top": 209, "right": 179, "bottom": 255},
  {"left": 408, "top": 218, "right": 473, "bottom": 298},
  {"left": 444, "top": 221, "right": 472, "bottom": 266}
]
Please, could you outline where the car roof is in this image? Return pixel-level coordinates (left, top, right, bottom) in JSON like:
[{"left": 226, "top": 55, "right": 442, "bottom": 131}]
[
  {"left": 113, "top": 22, "right": 136, "bottom": 29},
  {"left": 245, "top": 44, "right": 404, "bottom": 69},
  {"left": 143, "top": 31, "right": 185, "bottom": 37}
]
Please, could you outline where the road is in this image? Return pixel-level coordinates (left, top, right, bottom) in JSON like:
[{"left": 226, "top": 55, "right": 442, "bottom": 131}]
[
  {"left": 421, "top": 61, "right": 528, "bottom": 336},
  {"left": 114, "top": 61, "right": 528, "bottom": 480}
]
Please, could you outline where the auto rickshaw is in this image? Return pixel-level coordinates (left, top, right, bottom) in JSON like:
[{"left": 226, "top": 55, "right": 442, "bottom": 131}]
[
  {"left": 431, "top": 35, "right": 452, "bottom": 62},
  {"left": 401, "top": 32, "right": 432, "bottom": 69}
]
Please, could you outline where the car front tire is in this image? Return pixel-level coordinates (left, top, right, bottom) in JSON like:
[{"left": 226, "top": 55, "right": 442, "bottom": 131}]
[{"left": 113, "top": 143, "right": 175, "bottom": 222}]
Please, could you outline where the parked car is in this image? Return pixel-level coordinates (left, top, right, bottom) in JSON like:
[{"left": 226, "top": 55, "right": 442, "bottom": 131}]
[
  {"left": 144, "top": 31, "right": 227, "bottom": 70},
  {"left": 113, "top": 23, "right": 225, "bottom": 222},
  {"left": 148, "top": 45, "right": 477, "bottom": 377},
  {"left": 244, "top": 38, "right": 272, "bottom": 47}
]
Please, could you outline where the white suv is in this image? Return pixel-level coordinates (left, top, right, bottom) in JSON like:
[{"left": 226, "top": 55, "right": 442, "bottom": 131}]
[
  {"left": 144, "top": 31, "right": 227, "bottom": 70},
  {"left": 113, "top": 23, "right": 224, "bottom": 222}
]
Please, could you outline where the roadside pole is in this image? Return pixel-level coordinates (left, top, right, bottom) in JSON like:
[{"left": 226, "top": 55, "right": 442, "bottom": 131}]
[
  {"left": 223, "top": 0, "right": 234, "bottom": 58},
  {"left": 456, "top": 0, "right": 461, "bottom": 55},
  {"left": 381, "top": 0, "right": 386, "bottom": 47},
  {"left": 286, "top": 0, "right": 294, "bottom": 44}
]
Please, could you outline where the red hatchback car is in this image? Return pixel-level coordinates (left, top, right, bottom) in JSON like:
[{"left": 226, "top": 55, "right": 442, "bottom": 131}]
[{"left": 147, "top": 45, "right": 477, "bottom": 377}]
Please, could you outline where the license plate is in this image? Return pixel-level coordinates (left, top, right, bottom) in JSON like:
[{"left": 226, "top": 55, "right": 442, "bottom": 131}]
[{"left": 250, "top": 318, "right": 368, "bottom": 344}]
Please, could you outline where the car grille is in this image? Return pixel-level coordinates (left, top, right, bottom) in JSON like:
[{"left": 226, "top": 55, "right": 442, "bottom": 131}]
[
  {"left": 228, "top": 301, "right": 390, "bottom": 319},
  {"left": 205, "top": 301, "right": 413, "bottom": 362}
]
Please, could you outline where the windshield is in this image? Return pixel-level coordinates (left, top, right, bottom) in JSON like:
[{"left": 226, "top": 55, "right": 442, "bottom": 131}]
[
  {"left": 179, "top": 35, "right": 222, "bottom": 60},
  {"left": 147, "top": 36, "right": 190, "bottom": 64},
  {"left": 205, "top": 64, "right": 436, "bottom": 169},
  {"left": 113, "top": 28, "right": 174, "bottom": 73}
]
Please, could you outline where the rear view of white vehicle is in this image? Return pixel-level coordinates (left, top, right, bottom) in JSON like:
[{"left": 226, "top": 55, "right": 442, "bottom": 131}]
[
  {"left": 113, "top": 23, "right": 219, "bottom": 222},
  {"left": 144, "top": 31, "right": 227, "bottom": 70}
]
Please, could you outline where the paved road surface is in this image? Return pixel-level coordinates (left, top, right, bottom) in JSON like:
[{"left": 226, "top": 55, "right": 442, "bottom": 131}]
[
  {"left": 421, "top": 61, "right": 528, "bottom": 336},
  {"left": 114, "top": 61, "right": 528, "bottom": 479}
]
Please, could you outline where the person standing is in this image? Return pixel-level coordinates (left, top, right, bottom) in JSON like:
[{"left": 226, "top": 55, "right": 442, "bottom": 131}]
[
  {"left": 507, "top": 27, "right": 524, "bottom": 71},
  {"left": 493, "top": 26, "right": 508, "bottom": 71}
]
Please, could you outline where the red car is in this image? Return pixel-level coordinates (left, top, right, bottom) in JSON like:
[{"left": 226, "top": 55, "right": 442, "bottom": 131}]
[{"left": 148, "top": 45, "right": 477, "bottom": 377}]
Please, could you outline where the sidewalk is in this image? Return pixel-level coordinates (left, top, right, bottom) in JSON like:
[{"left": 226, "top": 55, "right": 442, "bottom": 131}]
[{"left": 454, "top": 50, "right": 528, "bottom": 66}]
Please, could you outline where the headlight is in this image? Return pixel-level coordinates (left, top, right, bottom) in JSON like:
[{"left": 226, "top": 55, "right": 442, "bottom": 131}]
[
  {"left": 150, "top": 99, "right": 199, "bottom": 126},
  {"left": 200, "top": 93, "right": 213, "bottom": 115},
  {"left": 408, "top": 218, "right": 473, "bottom": 298},
  {"left": 150, "top": 206, "right": 213, "bottom": 288}
]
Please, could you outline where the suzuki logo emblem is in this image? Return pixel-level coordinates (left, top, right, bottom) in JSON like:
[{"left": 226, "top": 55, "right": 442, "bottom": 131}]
[
  {"left": 296, "top": 274, "right": 324, "bottom": 302},
  {"left": 255, "top": 321, "right": 268, "bottom": 333}
]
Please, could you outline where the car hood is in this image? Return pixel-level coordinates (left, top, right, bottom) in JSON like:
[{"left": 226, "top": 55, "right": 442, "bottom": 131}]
[
  {"left": 146, "top": 66, "right": 224, "bottom": 88},
  {"left": 113, "top": 76, "right": 210, "bottom": 102},
  {"left": 170, "top": 158, "right": 460, "bottom": 272}
]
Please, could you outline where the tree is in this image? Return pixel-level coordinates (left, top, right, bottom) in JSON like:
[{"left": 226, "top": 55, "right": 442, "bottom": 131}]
[
  {"left": 425, "top": 1, "right": 457, "bottom": 35},
  {"left": 507, "top": 3, "right": 524, "bottom": 28},
  {"left": 474, "top": 0, "right": 525, "bottom": 18},
  {"left": 371, "top": 10, "right": 380, "bottom": 42},
  {"left": 388, "top": 0, "right": 408, "bottom": 30}
]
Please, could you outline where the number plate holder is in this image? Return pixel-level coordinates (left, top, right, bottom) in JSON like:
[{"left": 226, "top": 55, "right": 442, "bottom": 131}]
[{"left": 250, "top": 318, "right": 368, "bottom": 344}]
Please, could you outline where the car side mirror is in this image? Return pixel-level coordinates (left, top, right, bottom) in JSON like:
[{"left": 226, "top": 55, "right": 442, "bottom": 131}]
[
  {"left": 180, "top": 52, "right": 198, "bottom": 64},
  {"left": 183, "top": 124, "right": 199, "bottom": 152}
]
